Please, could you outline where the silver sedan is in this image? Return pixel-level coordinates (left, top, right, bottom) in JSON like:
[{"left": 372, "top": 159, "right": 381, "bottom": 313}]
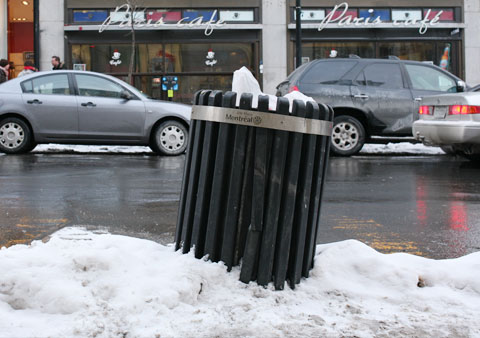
[
  {"left": 413, "top": 91, "right": 480, "bottom": 160},
  {"left": 0, "top": 70, "right": 191, "bottom": 155}
]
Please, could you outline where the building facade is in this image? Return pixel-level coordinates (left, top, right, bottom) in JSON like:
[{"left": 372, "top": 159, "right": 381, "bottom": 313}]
[{"left": 2, "top": 0, "right": 480, "bottom": 102}]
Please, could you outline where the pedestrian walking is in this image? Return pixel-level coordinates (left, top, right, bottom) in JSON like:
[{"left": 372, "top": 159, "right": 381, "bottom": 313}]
[
  {"left": 0, "top": 59, "right": 10, "bottom": 83},
  {"left": 51, "top": 56, "right": 67, "bottom": 70},
  {"left": 17, "top": 60, "right": 37, "bottom": 77}
]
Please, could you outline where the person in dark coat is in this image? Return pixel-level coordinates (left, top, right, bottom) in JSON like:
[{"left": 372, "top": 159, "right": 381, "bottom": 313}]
[
  {"left": 0, "top": 59, "right": 10, "bottom": 83},
  {"left": 51, "top": 56, "right": 67, "bottom": 70}
]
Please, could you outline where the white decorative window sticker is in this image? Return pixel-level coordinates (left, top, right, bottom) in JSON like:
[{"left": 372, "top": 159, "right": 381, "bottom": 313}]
[
  {"left": 110, "top": 50, "right": 122, "bottom": 66},
  {"left": 294, "top": 10, "right": 326, "bottom": 21},
  {"left": 205, "top": 49, "right": 217, "bottom": 67},
  {"left": 219, "top": 10, "right": 254, "bottom": 22},
  {"left": 391, "top": 9, "right": 422, "bottom": 22}
]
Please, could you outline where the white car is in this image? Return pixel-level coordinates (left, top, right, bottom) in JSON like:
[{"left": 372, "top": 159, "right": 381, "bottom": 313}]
[{"left": 413, "top": 91, "right": 480, "bottom": 160}]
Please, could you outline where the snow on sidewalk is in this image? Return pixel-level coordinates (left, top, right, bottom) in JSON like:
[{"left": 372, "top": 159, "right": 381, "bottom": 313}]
[{"left": 1, "top": 227, "right": 479, "bottom": 338}]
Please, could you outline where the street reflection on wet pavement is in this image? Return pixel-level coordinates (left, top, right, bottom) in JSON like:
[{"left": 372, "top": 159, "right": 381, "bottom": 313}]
[
  {"left": 1, "top": 153, "right": 479, "bottom": 259},
  {"left": 321, "top": 156, "right": 480, "bottom": 259}
]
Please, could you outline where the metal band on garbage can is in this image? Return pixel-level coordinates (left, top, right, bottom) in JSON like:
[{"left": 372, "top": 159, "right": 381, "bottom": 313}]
[{"left": 191, "top": 105, "right": 333, "bottom": 136}]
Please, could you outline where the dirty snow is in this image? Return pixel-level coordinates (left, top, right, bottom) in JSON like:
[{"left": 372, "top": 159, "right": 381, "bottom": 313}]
[
  {"left": 1, "top": 227, "right": 479, "bottom": 338},
  {"left": 30, "top": 142, "right": 445, "bottom": 156}
]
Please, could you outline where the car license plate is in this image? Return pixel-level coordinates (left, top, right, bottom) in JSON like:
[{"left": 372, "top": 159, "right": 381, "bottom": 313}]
[{"left": 434, "top": 106, "right": 447, "bottom": 119}]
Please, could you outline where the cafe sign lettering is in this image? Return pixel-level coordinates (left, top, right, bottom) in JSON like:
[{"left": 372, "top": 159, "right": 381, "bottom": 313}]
[
  {"left": 99, "top": 4, "right": 226, "bottom": 36},
  {"left": 100, "top": 3, "right": 447, "bottom": 36},
  {"left": 318, "top": 3, "right": 444, "bottom": 34}
]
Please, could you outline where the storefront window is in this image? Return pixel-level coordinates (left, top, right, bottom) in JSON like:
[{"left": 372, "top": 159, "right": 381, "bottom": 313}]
[
  {"left": 134, "top": 75, "right": 233, "bottom": 104},
  {"left": 164, "top": 43, "right": 253, "bottom": 73},
  {"left": 378, "top": 41, "right": 435, "bottom": 62},
  {"left": 71, "top": 43, "right": 254, "bottom": 103},
  {"left": 302, "top": 42, "right": 375, "bottom": 61},
  {"left": 72, "top": 44, "right": 132, "bottom": 73},
  {"left": 300, "top": 41, "right": 458, "bottom": 76},
  {"left": 72, "top": 43, "right": 253, "bottom": 74}
]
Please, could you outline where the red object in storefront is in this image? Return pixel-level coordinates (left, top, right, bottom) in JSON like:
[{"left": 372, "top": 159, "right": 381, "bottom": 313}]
[
  {"left": 423, "top": 9, "right": 455, "bottom": 21},
  {"left": 146, "top": 11, "right": 182, "bottom": 23},
  {"left": 8, "top": 23, "right": 34, "bottom": 53}
]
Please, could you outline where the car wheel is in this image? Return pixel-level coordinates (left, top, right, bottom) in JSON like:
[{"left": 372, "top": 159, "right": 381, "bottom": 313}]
[
  {"left": 0, "top": 117, "right": 34, "bottom": 154},
  {"left": 330, "top": 116, "right": 365, "bottom": 156},
  {"left": 150, "top": 120, "right": 188, "bottom": 156}
]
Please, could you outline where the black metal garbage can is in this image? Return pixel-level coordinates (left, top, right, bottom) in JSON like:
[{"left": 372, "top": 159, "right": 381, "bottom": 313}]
[{"left": 175, "top": 90, "right": 333, "bottom": 290}]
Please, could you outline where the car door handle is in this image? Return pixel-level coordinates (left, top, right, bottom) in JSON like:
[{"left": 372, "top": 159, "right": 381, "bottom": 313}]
[
  {"left": 81, "top": 102, "right": 97, "bottom": 107},
  {"left": 352, "top": 94, "right": 369, "bottom": 99},
  {"left": 414, "top": 97, "right": 423, "bottom": 102},
  {"left": 27, "top": 99, "right": 42, "bottom": 104}
]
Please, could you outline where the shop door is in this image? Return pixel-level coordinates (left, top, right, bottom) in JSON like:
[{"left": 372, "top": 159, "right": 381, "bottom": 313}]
[{"left": 350, "top": 63, "right": 414, "bottom": 135}]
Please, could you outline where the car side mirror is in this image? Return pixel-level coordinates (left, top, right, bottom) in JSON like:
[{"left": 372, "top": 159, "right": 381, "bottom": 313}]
[
  {"left": 457, "top": 80, "right": 466, "bottom": 93},
  {"left": 120, "top": 90, "right": 133, "bottom": 100}
]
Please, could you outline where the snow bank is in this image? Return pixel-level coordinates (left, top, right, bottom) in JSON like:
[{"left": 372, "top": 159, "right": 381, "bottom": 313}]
[
  {"left": 1, "top": 227, "right": 479, "bottom": 337},
  {"left": 30, "top": 142, "right": 445, "bottom": 156},
  {"left": 361, "top": 142, "right": 445, "bottom": 155},
  {"left": 32, "top": 144, "right": 154, "bottom": 154}
]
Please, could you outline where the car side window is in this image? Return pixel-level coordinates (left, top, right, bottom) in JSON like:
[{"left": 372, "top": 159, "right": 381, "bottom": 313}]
[
  {"left": 300, "top": 61, "right": 358, "bottom": 85},
  {"left": 405, "top": 64, "right": 457, "bottom": 92},
  {"left": 362, "top": 63, "right": 404, "bottom": 89},
  {"left": 75, "top": 74, "right": 125, "bottom": 98},
  {"left": 22, "top": 74, "right": 71, "bottom": 95}
]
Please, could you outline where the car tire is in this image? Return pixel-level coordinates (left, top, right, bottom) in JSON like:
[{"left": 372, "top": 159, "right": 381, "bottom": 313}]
[
  {"left": 0, "top": 117, "right": 34, "bottom": 154},
  {"left": 150, "top": 120, "right": 188, "bottom": 156},
  {"left": 330, "top": 116, "right": 365, "bottom": 156}
]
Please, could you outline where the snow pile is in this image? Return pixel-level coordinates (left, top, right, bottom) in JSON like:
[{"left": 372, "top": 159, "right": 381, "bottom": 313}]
[
  {"left": 361, "top": 142, "right": 445, "bottom": 155},
  {"left": 1, "top": 227, "right": 479, "bottom": 337},
  {"left": 30, "top": 142, "right": 444, "bottom": 156},
  {"left": 32, "top": 144, "right": 153, "bottom": 154}
]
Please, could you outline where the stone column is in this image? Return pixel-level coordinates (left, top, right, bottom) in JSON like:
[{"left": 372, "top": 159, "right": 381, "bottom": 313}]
[
  {"left": 0, "top": 0, "right": 7, "bottom": 59},
  {"left": 261, "top": 0, "right": 288, "bottom": 95},
  {"left": 39, "top": 0, "right": 65, "bottom": 71},
  {"left": 464, "top": 0, "right": 480, "bottom": 85}
]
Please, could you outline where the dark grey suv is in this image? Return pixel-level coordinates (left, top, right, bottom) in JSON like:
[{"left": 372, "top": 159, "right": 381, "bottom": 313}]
[{"left": 276, "top": 57, "right": 467, "bottom": 156}]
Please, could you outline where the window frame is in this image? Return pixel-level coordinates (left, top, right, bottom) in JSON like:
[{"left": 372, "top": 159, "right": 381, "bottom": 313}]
[
  {"left": 72, "top": 73, "right": 140, "bottom": 100},
  {"left": 403, "top": 63, "right": 458, "bottom": 92},
  {"left": 359, "top": 62, "right": 407, "bottom": 89},
  {"left": 20, "top": 73, "right": 75, "bottom": 96},
  {"left": 299, "top": 60, "right": 359, "bottom": 85}
]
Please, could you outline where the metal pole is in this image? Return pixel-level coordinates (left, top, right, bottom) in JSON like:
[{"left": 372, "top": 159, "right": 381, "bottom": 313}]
[
  {"left": 33, "top": 0, "right": 40, "bottom": 70},
  {"left": 295, "top": 0, "right": 302, "bottom": 68}
]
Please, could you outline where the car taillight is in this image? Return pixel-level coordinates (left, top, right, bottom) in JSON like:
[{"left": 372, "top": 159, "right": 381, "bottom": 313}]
[
  {"left": 419, "top": 105, "right": 433, "bottom": 115},
  {"left": 448, "top": 105, "right": 480, "bottom": 115},
  {"left": 288, "top": 85, "right": 299, "bottom": 93}
]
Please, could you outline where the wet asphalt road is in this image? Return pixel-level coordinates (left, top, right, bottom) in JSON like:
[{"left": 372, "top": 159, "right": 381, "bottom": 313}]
[{"left": 1, "top": 152, "right": 479, "bottom": 259}]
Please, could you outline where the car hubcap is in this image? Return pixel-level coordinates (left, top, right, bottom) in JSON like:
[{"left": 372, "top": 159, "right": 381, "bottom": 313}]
[
  {"left": 159, "top": 125, "right": 185, "bottom": 152},
  {"left": 0, "top": 122, "right": 25, "bottom": 149},
  {"left": 332, "top": 122, "right": 358, "bottom": 151}
]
